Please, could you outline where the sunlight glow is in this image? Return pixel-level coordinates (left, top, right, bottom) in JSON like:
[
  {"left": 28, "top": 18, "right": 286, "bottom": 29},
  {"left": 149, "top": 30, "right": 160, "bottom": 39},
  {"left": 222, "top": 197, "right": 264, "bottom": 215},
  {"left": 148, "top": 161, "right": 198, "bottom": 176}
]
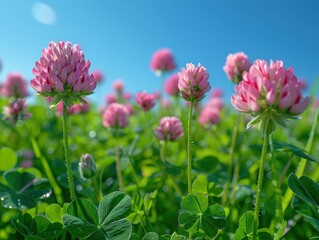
[{"left": 32, "top": 2, "right": 56, "bottom": 26}]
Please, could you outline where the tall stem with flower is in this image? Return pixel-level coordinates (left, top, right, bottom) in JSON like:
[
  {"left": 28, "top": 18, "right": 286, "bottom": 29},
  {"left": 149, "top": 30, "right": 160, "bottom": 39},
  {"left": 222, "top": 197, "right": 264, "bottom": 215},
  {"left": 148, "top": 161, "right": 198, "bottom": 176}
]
[
  {"left": 231, "top": 59, "right": 310, "bottom": 239},
  {"left": 62, "top": 104, "right": 76, "bottom": 201},
  {"left": 186, "top": 101, "right": 194, "bottom": 194},
  {"left": 136, "top": 91, "right": 156, "bottom": 136},
  {"left": 150, "top": 48, "right": 176, "bottom": 95},
  {"left": 102, "top": 102, "right": 129, "bottom": 191},
  {"left": 223, "top": 52, "right": 251, "bottom": 205},
  {"left": 30, "top": 41, "right": 97, "bottom": 201},
  {"left": 156, "top": 116, "right": 184, "bottom": 195},
  {"left": 178, "top": 63, "right": 211, "bottom": 194}
]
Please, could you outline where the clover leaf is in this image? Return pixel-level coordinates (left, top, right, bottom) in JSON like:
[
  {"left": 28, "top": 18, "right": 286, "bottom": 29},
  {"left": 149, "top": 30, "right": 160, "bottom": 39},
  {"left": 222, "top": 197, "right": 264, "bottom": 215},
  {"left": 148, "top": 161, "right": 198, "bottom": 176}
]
[
  {"left": 63, "top": 191, "right": 132, "bottom": 240},
  {"left": 178, "top": 193, "right": 227, "bottom": 238},
  {"left": 0, "top": 170, "right": 52, "bottom": 210}
]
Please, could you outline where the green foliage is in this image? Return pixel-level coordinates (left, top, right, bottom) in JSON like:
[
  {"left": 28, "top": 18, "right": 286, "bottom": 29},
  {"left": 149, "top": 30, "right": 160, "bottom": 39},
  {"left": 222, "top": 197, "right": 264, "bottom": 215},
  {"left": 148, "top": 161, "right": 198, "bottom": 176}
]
[
  {"left": 45, "top": 203, "right": 65, "bottom": 223},
  {"left": 192, "top": 174, "right": 223, "bottom": 196},
  {"left": 142, "top": 232, "right": 159, "bottom": 240},
  {"left": 0, "top": 170, "right": 51, "bottom": 210},
  {"left": 0, "top": 147, "right": 17, "bottom": 171},
  {"left": 288, "top": 173, "right": 319, "bottom": 207},
  {"left": 63, "top": 191, "right": 132, "bottom": 239},
  {"left": 11, "top": 212, "right": 63, "bottom": 239},
  {"left": 274, "top": 221, "right": 287, "bottom": 240},
  {"left": 292, "top": 194, "right": 319, "bottom": 233},
  {"left": 160, "top": 232, "right": 187, "bottom": 240},
  {"left": 273, "top": 142, "right": 319, "bottom": 162},
  {"left": 178, "top": 193, "right": 227, "bottom": 238},
  {"left": 234, "top": 211, "right": 255, "bottom": 240},
  {"left": 0, "top": 92, "right": 318, "bottom": 239},
  {"left": 234, "top": 211, "right": 272, "bottom": 240}
]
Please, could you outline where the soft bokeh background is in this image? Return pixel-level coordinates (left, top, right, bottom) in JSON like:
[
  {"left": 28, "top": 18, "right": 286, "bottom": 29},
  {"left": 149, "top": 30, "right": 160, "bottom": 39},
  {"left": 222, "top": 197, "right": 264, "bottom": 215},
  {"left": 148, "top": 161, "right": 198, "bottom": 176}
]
[{"left": 1, "top": 0, "right": 319, "bottom": 106}]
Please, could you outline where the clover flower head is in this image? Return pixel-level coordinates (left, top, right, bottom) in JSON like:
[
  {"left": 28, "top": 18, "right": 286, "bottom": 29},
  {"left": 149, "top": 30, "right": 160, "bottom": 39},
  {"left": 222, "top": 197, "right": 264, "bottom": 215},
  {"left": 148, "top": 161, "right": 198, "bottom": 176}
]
[
  {"left": 178, "top": 63, "right": 211, "bottom": 102},
  {"left": 136, "top": 92, "right": 156, "bottom": 111},
  {"left": 164, "top": 74, "right": 179, "bottom": 96},
  {"left": 231, "top": 59, "right": 311, "bottom": 132},
  {"left": 223, "top": 52, "right": 251, "bottom": 84},
  {"left": 103, "top": 103, "right": 129, "bottom": 128},
  {"left": 2, "top": 72, "right": 28, "bottom": 98},
  {"left": 150, "top": 48, "right": 176, "bottom": 75},
  {"left": 155, "top": 116, "right": 184, "bottom": 141},
  {"left": 31, "top": 41, "right": 96, "bottom": 107}
]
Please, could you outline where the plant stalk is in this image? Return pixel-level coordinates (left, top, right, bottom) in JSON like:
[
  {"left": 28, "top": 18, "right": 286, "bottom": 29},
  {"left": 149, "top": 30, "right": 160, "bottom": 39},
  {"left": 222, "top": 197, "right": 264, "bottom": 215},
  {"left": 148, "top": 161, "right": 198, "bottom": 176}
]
[
  {"left": 282, "top": 107, "right": 319, "bottom": 212},
  {"left": 31, "top": 137, "right": 63, "bottom": 205},
  {"left": 114, "top": 128, "right": 124, "bottom": 191},
  {"left": 92, "top": 177, "right": 102, "bottom": 202},
  {"left": 228, "top": 114, "right": 241, "bottom": 205},
  {"left": 160, "top": 141, "right": 182, "bottom": 196},
  {"left": 268, "top": 134, "right": 283, "bottom": 233},
  {"left": 187, "top": 101, "right": 194, "bottom": 194},
  {"left": 62, "top": 104, "right": 76, "bottom": 201},
  {"left": 253, "top": 119, "right": 270, "bottom": 239}
]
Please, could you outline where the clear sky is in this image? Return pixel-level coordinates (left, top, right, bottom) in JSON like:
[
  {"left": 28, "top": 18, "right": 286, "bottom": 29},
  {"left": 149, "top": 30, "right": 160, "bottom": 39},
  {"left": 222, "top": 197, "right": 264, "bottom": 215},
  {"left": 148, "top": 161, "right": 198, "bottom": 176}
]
[{"left": 1, "top": 0, "right": 319, "bottom": 106}]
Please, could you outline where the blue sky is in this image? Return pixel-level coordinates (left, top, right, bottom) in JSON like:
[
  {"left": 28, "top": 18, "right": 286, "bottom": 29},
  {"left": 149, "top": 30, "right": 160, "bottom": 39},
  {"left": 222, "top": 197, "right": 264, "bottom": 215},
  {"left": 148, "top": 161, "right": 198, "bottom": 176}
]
[{"left": 1, "top": 0, "right": 319, "bottom": 106}]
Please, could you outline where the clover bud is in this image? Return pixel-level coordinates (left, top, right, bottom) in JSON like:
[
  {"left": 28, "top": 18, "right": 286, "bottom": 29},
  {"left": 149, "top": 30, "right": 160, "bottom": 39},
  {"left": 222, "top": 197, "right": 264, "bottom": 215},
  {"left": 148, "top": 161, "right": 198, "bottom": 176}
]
[{"left": 79, "top": 154, "right": 97, "bottom": 179}]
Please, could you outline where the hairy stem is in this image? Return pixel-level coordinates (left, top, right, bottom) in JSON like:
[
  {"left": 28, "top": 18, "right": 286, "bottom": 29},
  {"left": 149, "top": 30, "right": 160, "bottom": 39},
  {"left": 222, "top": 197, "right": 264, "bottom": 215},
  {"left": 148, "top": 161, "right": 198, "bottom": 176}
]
[
  {"left": 253, "top": 119, "right": 270, "bottom": 239},
  {"left": 187, "top": 101, "right": 194, "bottom": 194},
  {"left": 268, "top": 134, "right": 283, "bottom": 233},
  {"left": 62, "top": 104, "right": 76, "bottom": 201}
]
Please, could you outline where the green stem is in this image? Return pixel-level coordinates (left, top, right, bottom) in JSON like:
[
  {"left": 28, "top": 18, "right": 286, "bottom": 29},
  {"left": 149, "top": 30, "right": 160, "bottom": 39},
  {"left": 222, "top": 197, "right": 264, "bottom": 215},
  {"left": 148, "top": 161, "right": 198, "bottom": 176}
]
[
  {"left": 187, "top": 101, "right": 194, "bottom": 195},
  {"left": 62, "top": 104, "right": 76, "bottom": 201},
  {"left": 228, "top": 114, "right": 241, "bottom": 205},
  {"left": 282, "top": 107, "right": 319, "bottom": 212},
  {"left": 160, "top": 141, "right": 166, "bottom": 162},
  {"left": 123, "top": 141, "right": 153, "bottom": 231},
  {"left": 123, "top": 147, "right": 141, "bottom": 196},
  {"left": 31, "top": 137, "right": 63, "bottom": 205},
  {"left": 173, "top": 96, "right": 181, "bottom": 117},
  {"left": 92, "top": 178, "right": 102, "bottom": 202},
  {"left": 268, "top": 134, "right": 283, "bottom": 233},
  {"left": 160, "top": 141, "right": 182, "bottom": 196},
  {"left": 144, "top": 111, "right": 155, "bottom": 137},
  {"left": 279, "top": 154, "right": 293, "bottom": 188},
  {"left": 114, "top": 129, "right": 124, "bottom": 191},
  {"left": 138, "top": 212, "right": 147, "bottom": 234},
  {"left": 253, "top": 119, "right": 270, "bottom": 239}
]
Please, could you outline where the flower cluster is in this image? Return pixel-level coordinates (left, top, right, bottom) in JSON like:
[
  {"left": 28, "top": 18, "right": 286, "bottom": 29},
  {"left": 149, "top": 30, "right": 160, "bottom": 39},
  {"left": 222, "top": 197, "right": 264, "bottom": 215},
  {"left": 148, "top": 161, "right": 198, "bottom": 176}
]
[
  {"left": 178, "top": 63, "right": 211, "bottom": 102},
  {"left": 150, "top": 48, "right": 176, "bottom": 74},
  {"left": 3, "top": 98, "right": 31, "bottom": 124},
  {"left": 92, "top": 70, "right": 104, "bottom": 83},
  {"left": 105, "top": 94, "right": 117, "bottom": 105},
  {"left": 231, "top": 59, "right": 311, "bottom": 130},
  {"left": 164, "top": 74, "right": 179, "bottom": 96},
  {"left": 198, "top": 89, "right": 224, "bottom": 127},
  {"left": 155, "top": 116, "right": 183, "bottom": 141},
  {"left": 1, "top": 72, "right": 28, "bottom": 98},
  {"left": 223, "top": 52, "right": 251, "bottom": 84},
  {"left": 103, "top": 103, "right": 129, "bottom": 128},
  {"left": 102, "top": 80, "right": 133, "bottom": 115},
  {"left": 31, "top": 41, "right": 96, "bottom": 107},
  {"left": 112, "top": 79, "right": 124, "bottom": 93},
  {"left": 136, "top": 92, "right": 156, "bottom": 111}
]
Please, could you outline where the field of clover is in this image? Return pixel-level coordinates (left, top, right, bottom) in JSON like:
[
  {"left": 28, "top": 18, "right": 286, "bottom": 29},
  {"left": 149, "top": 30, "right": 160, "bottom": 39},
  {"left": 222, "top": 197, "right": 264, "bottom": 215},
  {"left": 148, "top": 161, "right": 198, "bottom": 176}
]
[{"left": 0, "top": 42, "right": 318, "bottom": 240}]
